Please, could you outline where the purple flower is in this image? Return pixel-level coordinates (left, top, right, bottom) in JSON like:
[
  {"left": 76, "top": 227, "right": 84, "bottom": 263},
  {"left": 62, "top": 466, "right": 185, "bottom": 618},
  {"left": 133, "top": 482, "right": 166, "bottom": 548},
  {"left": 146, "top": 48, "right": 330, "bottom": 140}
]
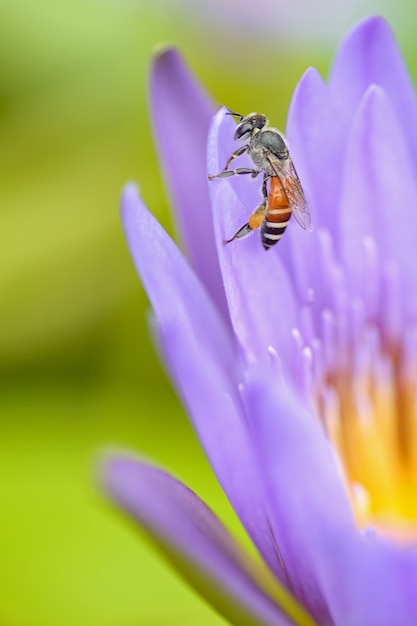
[{"left": 102, "top": 16, "right": 417, "bottom": 626}]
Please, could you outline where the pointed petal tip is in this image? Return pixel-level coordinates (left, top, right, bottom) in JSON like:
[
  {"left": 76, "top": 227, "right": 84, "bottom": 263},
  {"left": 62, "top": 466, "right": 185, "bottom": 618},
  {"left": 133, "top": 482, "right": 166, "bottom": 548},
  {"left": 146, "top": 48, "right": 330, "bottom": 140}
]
[
  {"left": 353, "top": 82, "right": 392, "bottom": 122},
  {"left": 207, "top": 106, "right": 236, "bottom": 176},
  {"left": 121, "top": 181, "right": 139, "bottom": 199},
  {"left": 96, "top": 450, "right": 137, "bottom": 494},
  {"left": 209, "top": 104, "right": 228, "bottom": 126},
  {"left": 152, "top": 43, "right": 178, "bottom": 59},
  {"left": 120, "top": 181, "right": 141, "bottom": 220},
  {"left": 360, "top": 82, "right": 386, "bottom": 104},
  {"left": 288, "top": 66, "right": 326, "bottom": 126},
  {"left": 351, "top": 14, "right": 391, "bottom": 35},
  {"left": 99, "top": 453, "right": 168, "bottom": 507},
  {"left": 296, "top": 66, "right": 324, "bottom": 88},
  {"left": 149, "top": 46, "right": 192, "bottom": 97},
  {"left": 151, "top": 45, "right": 184, "bottom": 73},
  {"left": 207, "top": 105, "right": 229, "bottom": 143},
  {"left": 208, "top": 104, "right": 238, "bottom": 145},
  {"left": 335, "top": 14, "right": 394, "bottom": 58}
]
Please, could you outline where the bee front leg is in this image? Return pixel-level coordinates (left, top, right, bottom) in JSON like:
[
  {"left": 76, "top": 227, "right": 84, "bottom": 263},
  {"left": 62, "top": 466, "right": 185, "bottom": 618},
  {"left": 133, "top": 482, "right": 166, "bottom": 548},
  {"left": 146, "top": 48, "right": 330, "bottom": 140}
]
[
  {"left": 223, "top": 144, "right": 249, "bottom": 170},
  {"left": 209, "top": 168, "right": 260, "bottom": 180},
  {"left": 208, "top": 145, "right": 260, "bottom": 180}
]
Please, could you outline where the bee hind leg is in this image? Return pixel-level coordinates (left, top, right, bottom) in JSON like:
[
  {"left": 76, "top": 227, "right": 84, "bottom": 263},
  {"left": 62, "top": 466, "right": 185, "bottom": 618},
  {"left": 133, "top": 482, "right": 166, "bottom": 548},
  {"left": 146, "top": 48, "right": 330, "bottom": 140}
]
[
  {"left": 224, "top": 201, "right": 266, "bottom": 245},
  {"left": 223, "top": 222, "right": 253, "bottom": 244}
]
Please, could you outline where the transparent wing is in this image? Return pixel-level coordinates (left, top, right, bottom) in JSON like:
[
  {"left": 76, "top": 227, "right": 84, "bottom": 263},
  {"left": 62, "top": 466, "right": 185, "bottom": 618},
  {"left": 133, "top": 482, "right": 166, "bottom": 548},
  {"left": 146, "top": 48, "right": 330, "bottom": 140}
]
[{"left": 267, "top": 155, "right": 311, "bottom": 231}]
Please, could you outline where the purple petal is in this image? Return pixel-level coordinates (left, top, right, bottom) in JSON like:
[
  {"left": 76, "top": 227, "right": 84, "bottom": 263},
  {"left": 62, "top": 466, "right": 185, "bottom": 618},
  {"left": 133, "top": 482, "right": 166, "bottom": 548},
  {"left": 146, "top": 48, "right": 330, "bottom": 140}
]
[
  {"left": 121, "top": 184, "right": 235, "bottom": 375},
  {"left": 284, "top": 68, "right": 345, "bottom": 309},
  {"left": 150, "top": 48, "right": 229, "bottom": 320},
  {"left": 102, "top": 456, "right": 313, "bottom": 626},
  {"left": 286, "top": 67, "right": 344, "bottom": 237},
  {"left": 121, "top": 184, "right": 288, "bottom": 580},
  {"left": 338, "top": 85, "right": 417, "bottom": 323},
  {"left": 244, "top": 369, "right": 355, "bottom": 624},
  {"left": 317, "top": 532, "right": 417, "bottom": 626},
  {"left": 207, "top": 109, "right": 298, "bottom": 375},
  {"left": 329, "top": 16, "right": 417, "bottom": 167}
]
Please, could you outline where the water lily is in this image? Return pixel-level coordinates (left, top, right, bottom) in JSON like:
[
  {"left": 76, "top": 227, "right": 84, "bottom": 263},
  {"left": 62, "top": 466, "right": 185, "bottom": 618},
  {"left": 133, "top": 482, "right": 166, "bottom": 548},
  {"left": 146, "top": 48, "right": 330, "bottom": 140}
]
[{"left": 102, "top": 16, "right": 417, "bottom": 626}]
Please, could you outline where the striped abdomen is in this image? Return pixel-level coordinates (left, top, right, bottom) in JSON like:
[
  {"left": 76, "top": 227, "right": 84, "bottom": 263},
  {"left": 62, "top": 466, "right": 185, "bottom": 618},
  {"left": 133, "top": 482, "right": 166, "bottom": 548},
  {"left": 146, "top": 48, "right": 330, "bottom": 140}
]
[{"left": 261, "top": 176, "right": 292, "bottom": 250}]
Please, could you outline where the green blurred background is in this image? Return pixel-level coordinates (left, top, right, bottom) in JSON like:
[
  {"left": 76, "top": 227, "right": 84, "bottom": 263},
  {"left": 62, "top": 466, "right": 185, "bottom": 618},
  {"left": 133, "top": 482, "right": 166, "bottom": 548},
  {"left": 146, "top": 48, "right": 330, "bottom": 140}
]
[{"left": 1, "top": 1, "right": 416, "bottom": 624}]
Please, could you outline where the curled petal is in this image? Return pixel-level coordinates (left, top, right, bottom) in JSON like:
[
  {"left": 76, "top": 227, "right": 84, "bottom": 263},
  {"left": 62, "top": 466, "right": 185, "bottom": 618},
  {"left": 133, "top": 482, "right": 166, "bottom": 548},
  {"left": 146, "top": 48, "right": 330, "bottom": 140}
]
[
  {"left": 150, "top": 48, "right": 229, "bottom": 319},
  {"left": 102, "top": 456, "right": 315, "bottom": 626},
  {"left": 207, "top": 109, "right": 298, "bottom": 374},
  {"left": 121, "top": 184, "right": 288, "bottom": 580}
]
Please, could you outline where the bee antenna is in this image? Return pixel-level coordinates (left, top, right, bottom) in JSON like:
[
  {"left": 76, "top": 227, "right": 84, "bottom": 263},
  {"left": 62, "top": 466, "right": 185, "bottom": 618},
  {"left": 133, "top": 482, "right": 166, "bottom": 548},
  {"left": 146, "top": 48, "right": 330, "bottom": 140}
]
[{"left": 226, "top": 108, "right": 243, "bottom": 120}]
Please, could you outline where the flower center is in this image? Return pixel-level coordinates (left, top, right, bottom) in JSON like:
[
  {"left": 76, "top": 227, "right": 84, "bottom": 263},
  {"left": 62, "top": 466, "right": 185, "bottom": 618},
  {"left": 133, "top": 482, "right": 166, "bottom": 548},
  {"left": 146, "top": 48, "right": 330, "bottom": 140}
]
[
  {"left": 291, "top": 229, "right": 417, "bottom": 540},
  {"left": 320, "top": 340, "right": 417, "bottom": 538}
]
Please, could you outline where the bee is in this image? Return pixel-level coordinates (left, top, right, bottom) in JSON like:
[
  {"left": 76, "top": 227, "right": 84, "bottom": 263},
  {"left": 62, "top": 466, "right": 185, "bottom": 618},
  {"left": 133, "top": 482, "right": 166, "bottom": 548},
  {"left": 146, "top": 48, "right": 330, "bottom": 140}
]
[{"left": 208, "top": 110, "right": 311, "bottom": 250}]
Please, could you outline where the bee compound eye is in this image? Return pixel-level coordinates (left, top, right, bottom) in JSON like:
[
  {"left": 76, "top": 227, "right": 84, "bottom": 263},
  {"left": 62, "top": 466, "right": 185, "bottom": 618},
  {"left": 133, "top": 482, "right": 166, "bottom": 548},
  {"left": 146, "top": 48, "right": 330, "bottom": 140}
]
[
  {"left": 255, "top": 115, "right": 267, "bottom": 129},
  {"left": 234, "top": 122, "right": 253, "bottom": 140}
]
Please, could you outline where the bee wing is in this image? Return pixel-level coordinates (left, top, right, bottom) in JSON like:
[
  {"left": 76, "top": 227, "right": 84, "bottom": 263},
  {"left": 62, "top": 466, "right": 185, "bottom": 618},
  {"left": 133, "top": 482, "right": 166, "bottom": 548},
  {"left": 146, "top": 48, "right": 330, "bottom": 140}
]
[{"left": 267, "top": 155, "right": 312, "bottom": 231}]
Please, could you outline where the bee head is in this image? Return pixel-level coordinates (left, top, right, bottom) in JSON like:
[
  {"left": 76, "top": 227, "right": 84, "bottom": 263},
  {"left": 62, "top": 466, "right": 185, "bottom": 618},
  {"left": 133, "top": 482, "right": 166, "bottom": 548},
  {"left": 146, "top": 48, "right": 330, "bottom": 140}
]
[{"left": 234, "top": 113, "right": 267, "bottom": 141}]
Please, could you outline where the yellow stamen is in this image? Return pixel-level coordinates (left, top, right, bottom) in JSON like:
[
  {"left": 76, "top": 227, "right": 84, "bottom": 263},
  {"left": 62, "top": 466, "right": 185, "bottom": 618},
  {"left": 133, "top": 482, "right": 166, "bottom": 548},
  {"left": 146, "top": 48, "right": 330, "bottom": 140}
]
[{"left": 316, "top": 337, "right": 417, "bottom": 537}]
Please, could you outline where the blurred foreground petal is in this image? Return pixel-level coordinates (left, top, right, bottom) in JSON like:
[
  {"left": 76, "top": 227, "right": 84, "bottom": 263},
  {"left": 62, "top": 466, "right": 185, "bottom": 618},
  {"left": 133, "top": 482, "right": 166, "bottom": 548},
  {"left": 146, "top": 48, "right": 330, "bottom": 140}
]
[{"left": 103, "top": 456, "right": 315, "bottom": 626}]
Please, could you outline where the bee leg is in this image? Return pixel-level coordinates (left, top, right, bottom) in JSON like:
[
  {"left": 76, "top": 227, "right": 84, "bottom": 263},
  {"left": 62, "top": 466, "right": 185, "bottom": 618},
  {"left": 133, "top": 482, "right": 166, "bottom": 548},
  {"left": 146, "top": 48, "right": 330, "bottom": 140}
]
[
  {"left": 223, "top": 222, "right": 253, "bottom": 244},
  {"left": 248, "top": 201, "right": 266, "bottom": 230},
  {"left": 208, "top": 144, "right": 252, "bottom": 179},
  {"left": 223, "top": 144, "right": 249, "bottom": 170},
  {"left": 224, "top": 201, "right": 266, "bottom": 245},
  {"left": 261, "top": 175, "right": 270, "bottom": 200},
  {"left": 209, "top": 167, "right": 260, "bottom": 180}
]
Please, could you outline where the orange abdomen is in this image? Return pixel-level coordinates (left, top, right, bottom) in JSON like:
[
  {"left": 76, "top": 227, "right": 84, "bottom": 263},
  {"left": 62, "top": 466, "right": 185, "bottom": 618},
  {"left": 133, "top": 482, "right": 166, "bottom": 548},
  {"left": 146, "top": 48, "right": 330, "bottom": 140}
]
[{"left": 261, "top": 176, "right": 292, "bottom": 249}]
